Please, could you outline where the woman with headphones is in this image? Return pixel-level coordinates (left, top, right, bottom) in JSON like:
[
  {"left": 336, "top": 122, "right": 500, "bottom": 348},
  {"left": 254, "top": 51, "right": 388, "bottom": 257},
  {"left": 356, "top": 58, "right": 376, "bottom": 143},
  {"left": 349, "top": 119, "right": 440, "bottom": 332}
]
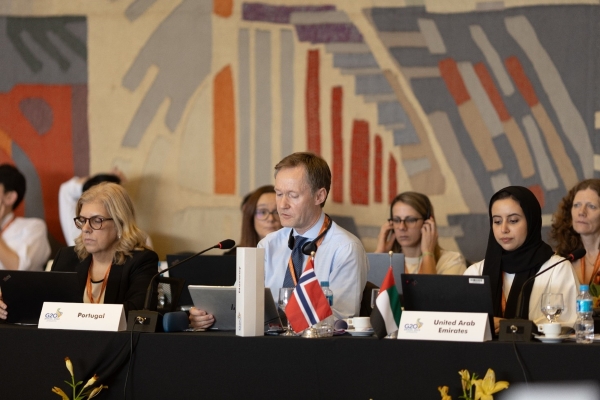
[{"left": 375, "top": 191, "right": 466, "bottom": 275}]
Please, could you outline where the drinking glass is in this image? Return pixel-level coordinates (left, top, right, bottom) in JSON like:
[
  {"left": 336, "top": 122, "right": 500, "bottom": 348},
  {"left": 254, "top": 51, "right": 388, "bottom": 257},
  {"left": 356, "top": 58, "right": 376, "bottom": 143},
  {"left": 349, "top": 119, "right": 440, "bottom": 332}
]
[
  {"left": 278, "top": 287, "right": 295, "bottom": 336},
  {"left": 541, "top": 293, "right": 564, "bottom": 323},
  {"left": 370, "top": 289, "right": 380, "bottom": 309}
]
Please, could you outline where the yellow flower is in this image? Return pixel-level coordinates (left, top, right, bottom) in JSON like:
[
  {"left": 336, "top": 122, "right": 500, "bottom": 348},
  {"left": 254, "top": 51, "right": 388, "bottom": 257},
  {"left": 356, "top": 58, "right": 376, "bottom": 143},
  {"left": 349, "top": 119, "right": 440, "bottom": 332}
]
[
  {"left": 473, "top": 369, "right": 509, "bottom": 400},
  {"left": 51, "top": 386, "right": 69, "bottom": 400},
  {"left": 88, "top": 384, "right": 108, "bottom": 399},
  {"left": 64, "top": 357, "right": 74, "bottom": 378},
  {"left": 458, "top": 369, "right": 471, "bottom": 391},
  {"left": 82, "top": 374, "right": 98, "bottom": 389},
  {"left": 438, "top": 385, "right": 452, "bottom": 400}
]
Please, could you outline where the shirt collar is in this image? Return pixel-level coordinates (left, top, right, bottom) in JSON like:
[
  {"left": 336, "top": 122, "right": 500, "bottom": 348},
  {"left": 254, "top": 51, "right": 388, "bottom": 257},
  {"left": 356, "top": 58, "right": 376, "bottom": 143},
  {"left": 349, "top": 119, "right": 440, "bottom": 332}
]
[{"left": 293, "top": 211, "right": 325, "bottom": 240}]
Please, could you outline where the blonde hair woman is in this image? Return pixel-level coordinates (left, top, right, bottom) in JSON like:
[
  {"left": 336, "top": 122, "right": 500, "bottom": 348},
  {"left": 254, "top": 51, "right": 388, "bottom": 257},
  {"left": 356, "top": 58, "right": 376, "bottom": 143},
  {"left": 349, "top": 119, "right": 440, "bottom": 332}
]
[{"left": 51, "top": 182, "right": 158, "bottom": 313}]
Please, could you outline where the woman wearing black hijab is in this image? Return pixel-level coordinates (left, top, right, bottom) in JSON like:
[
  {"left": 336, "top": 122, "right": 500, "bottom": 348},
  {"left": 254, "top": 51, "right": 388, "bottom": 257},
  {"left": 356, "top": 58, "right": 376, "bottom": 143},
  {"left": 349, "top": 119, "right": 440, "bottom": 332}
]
[{"left": 464, "top": 186, "right": 578, "bottom": 332}]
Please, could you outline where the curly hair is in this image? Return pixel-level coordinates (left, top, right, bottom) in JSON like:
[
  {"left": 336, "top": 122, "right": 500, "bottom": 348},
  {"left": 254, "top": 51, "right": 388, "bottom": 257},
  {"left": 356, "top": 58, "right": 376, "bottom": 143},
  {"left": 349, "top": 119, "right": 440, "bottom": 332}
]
[
  {"left": 550, "top": 179, "right": 600, "bottom": 256},
  {"left": 74, "top": 182, "right": 148, "bottom": 264},
  {"left": 388, "top": 191, "right": 441, "bottom": 260}
]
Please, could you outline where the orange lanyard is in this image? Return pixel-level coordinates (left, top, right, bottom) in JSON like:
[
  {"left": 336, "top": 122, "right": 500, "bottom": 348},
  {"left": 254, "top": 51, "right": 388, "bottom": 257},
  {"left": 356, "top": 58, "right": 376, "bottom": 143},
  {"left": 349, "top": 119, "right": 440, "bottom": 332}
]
[
  {"left": 86, "top": 260, "right": 112, "bottom": 304},
  {"left": 287, "top": 215, "right": 330, "bottom": 286},
  {"left": 581, "top": 252, "right": 600, "bottom": 285}
]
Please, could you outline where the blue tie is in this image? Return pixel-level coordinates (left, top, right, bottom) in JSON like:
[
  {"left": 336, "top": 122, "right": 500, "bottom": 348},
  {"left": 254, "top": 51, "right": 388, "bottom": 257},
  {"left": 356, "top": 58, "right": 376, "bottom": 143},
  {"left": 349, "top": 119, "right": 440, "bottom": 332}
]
[{"left": 283, "top": 236, "right": 308, "bottom": 288}]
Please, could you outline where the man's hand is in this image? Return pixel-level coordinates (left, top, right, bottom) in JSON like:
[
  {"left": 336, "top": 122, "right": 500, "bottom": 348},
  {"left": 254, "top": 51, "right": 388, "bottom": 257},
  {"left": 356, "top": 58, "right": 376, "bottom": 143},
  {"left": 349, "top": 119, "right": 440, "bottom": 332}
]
[{"left": 188, "top": 307, "right": 214, "bottom": 331}]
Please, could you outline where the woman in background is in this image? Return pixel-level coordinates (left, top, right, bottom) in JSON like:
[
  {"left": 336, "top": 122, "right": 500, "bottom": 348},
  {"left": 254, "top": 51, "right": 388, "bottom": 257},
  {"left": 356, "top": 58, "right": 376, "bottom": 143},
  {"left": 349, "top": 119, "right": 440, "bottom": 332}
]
[
  {"left": 465, "top": 186, "right": 578, "bottom": 332},
  {"left": 551, "top": 179, "right": 600, "bottom": 306},
  {"left": 375, "top": 191, "right": 465, "bottom": 275},
  {"left": 237, "top": 185, "right": 282, "bottom": 247}
]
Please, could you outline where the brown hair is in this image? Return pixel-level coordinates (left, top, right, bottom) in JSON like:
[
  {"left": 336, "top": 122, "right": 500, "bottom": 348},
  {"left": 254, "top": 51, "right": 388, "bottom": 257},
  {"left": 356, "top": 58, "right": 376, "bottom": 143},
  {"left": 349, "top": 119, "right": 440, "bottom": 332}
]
[
  {"left": 239, "top": 185, "right": 276, "bottom": 247},
  {"left": 550, "top": 179, "right": 600, "bottom": 256},
  {"left": 274, "top": 152, "right": 331, "bottom": 207},
  {"left": 389, "top": 191, "right": 441, "bottom": 260},
  {"left": 74, "top": 182, "right": 148, "bottom": 264}
]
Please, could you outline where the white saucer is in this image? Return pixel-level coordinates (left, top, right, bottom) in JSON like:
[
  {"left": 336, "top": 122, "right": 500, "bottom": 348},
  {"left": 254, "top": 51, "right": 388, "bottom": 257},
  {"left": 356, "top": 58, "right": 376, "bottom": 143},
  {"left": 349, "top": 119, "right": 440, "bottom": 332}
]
[
  {"left": 533, "top": 334, "right": 567, "bottom": 343},
  {"left": 346, "top": 329, "right": 374, "bottom": 337}
]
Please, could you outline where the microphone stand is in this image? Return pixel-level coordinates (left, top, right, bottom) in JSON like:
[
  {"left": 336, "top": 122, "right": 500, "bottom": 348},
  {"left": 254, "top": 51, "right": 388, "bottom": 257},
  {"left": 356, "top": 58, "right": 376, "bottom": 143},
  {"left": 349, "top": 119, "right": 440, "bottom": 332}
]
[
  {"left": 499, "top": 249, "right": 585, "bottom": 342},
  {"left": 128, "top": 240, "right": 235, "bottom": 332}
]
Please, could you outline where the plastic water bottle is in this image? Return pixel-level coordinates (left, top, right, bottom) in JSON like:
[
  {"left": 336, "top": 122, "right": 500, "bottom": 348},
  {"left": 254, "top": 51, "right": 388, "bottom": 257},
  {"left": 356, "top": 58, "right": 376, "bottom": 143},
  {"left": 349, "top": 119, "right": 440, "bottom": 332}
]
[
  {"left": 322, "top": 281, "right": 333, "bottom": 306},
  {"left": 575, "top": 284, "right": 594, "bottom": 344},
  {"left": 317, "top": 281, "right": 334, "bottom": 337}
]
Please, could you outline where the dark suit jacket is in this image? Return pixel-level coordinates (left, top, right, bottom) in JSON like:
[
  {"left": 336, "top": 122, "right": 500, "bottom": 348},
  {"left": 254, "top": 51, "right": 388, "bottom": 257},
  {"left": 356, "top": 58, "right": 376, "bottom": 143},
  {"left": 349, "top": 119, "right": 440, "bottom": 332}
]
[{"left": 52, "top": 247, "right": 159, "bottom": 314}]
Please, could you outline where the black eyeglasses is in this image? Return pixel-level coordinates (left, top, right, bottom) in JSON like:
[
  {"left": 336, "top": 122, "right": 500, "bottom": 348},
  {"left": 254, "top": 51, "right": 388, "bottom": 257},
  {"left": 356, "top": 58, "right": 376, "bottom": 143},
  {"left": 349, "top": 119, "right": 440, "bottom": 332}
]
[
  {"left": 388, "top": 217, "right": 423, "bottom": 228},
  {"left": 255, "top": 209, "right": 279, "bottom": 221},
  {"left": 74, "top": 216, "right": 114, "bottom": 230}
]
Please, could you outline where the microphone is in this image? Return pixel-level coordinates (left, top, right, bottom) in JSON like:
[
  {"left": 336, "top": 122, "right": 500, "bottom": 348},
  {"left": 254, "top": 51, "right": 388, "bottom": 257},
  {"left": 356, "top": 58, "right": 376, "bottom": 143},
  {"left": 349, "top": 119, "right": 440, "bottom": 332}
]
[
  {"left": 499, "top": 249, "right": 585, "bottom": 342},
  {"left": 515, "top": 249, "right": 586, "bottom": 319},
  {"left": 128, "top": 239, "right": 236, "bottom": 332}
]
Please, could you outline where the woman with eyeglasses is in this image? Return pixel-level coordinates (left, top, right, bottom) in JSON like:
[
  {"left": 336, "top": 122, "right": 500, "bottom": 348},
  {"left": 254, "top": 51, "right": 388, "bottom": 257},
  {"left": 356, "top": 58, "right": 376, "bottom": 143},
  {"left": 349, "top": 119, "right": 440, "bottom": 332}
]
[
  {"left": 239, "top": 185, "right": 282, "bottom": 247},
  {"left": 375, "top": 191, "right": 466, "bottom": 275},
  {"left": 49, "top": 182, "right": 158, "bottom": 313}
]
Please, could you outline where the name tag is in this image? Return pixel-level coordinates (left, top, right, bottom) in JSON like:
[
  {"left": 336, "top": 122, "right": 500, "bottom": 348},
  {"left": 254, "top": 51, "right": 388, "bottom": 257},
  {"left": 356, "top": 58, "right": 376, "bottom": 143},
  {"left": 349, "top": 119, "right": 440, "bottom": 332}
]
[
  {"left": 38, "top": 302, "right": 126, "bottom": 331},
  {"left": 397, "top": 311, "right": 491, "bottom": 342}
]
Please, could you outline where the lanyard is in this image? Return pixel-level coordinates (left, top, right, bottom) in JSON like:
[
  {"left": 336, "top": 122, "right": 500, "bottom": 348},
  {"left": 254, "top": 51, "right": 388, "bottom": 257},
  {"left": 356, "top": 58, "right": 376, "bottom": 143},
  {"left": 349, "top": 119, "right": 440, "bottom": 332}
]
[
  {"left": 86, "top": 259, "right": 112, "bottom": 304},
  {"left": 581, "top": 252, "right": 600, "bottom": 285},
  {"left": 286, "top": 215, "right": 330, "bottom": 286}
]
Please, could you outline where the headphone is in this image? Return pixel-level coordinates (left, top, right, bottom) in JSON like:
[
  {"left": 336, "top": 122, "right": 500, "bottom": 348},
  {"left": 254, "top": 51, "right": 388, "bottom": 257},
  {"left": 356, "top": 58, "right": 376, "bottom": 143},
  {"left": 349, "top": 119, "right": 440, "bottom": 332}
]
[{"left": 288, "top": 214, "right": 333, "bottom": 256}]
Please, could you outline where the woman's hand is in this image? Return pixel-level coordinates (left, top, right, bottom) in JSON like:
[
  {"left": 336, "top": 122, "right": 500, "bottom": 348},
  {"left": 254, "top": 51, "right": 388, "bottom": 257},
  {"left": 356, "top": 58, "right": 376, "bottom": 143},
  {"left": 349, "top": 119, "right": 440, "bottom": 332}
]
[
  {"left": 188, "top": 307, "right": 214, "bottom": 331},
  {"left": 493, "top": 317, "right": 503, "bottom": 334},
  {"left": 420, "top": 217, "right": 438, "bottom": 254},
  {"left": 375, "top": 221, "right": 396, "bottom": 253},
  {"left": 0, "top": 292, "right": 7, "bottom": 320}
]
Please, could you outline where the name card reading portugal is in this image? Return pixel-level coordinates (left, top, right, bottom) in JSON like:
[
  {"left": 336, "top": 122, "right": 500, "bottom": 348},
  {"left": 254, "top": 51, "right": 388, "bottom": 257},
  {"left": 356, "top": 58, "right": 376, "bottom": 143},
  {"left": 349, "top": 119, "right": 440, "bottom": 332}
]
[{"left": 38, "top": 302, "right": 126, "bottom": 331}]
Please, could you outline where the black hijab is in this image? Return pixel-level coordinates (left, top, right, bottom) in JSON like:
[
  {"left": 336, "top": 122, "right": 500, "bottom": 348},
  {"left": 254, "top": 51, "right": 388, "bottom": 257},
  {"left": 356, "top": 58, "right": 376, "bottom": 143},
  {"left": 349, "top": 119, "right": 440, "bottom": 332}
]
[{"left": 482, "top": 186, "right": 554, "bottom": 319}]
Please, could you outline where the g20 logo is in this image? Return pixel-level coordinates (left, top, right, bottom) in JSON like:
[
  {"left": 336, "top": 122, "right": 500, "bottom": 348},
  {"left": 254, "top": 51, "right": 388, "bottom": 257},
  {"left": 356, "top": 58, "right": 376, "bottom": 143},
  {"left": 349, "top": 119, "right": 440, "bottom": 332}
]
[
  {"left": 403, "top": 318, "right": 423, "bottom": 333},
  {"left": 44, "top": 308, "right": 63, "bottom": 321}
]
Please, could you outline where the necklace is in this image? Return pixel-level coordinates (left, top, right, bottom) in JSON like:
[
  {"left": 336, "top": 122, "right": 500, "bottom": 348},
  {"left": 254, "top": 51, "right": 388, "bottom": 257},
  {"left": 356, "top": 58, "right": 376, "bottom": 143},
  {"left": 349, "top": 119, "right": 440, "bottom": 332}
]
[
  {"left": 86, "top": 259, "right": 112, "bottom": 304},
  {"left": 580, "top": 252, "right": 600, "bottom": 285}
]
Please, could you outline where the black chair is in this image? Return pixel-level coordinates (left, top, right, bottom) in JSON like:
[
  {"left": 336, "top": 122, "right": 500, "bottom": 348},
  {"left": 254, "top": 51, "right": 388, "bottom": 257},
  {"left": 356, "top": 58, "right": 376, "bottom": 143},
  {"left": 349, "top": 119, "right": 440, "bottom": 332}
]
[{"left": 359, "top": 281, "right": 379, "bottom": 317}]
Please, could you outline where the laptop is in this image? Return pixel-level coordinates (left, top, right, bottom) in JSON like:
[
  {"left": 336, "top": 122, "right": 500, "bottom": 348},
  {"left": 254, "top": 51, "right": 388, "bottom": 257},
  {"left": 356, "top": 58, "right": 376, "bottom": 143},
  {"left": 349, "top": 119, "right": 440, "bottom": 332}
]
[
  {"left": 0, "top": 270, "right": 80, "bottom": 324},
  {"left": 188, "top": 285, "right": 282, "bottom": 331},
  {"left": 166, "top": 255, "right": 236, "bottom": 308},
  {"left": 366, "top": 253, "right": 405, "bottom": 293},
  {"left": 401, "top": 274, "right": 495, "bottom": 332}
]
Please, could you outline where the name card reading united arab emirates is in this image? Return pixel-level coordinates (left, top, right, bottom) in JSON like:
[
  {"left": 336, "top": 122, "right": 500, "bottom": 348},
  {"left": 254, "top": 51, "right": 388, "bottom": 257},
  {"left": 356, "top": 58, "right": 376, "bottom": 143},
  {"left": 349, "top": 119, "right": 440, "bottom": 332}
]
[
  {"left": 397, "top": 311, "right": 492, "bottom": 342},
  {"left": 38, "top": 302, "right": 126, "bottom": 331}
]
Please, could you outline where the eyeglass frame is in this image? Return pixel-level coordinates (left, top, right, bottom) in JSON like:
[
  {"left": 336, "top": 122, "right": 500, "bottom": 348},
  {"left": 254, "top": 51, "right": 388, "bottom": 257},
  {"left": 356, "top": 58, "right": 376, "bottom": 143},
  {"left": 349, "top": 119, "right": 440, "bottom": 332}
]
[
  {"left": 73, "top": 216, "right": 114, "bottom": 230},
  {"left": 388, "top": 216, "right": 424, "bottom": 228},
  {"left": 254, "top": 208, "right": 279, "bottom": 221}
]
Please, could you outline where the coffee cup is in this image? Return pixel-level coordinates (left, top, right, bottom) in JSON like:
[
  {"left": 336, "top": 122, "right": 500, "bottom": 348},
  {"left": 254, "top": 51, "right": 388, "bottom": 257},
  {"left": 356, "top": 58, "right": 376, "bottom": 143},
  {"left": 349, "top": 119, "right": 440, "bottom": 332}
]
[
  {"left": 537, "top": 322, "right": 562, "bottom": 338},
  {"left": 347, "top": 317, "right": 371, "bottom": 331}
]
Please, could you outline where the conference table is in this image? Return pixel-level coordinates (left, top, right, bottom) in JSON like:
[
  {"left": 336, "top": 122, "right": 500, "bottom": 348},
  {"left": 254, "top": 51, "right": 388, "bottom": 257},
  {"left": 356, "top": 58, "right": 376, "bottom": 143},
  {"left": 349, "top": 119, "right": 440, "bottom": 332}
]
[{"left": 2, "top": 324, "right": 599, "bottom": 399}]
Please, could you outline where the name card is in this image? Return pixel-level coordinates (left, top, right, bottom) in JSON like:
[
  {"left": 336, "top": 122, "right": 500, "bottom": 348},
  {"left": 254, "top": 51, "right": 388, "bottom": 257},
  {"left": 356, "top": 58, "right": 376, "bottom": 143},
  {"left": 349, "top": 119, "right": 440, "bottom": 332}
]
[
  {"left": 38, "top": 302, "right": 126, "bottom": 331},
  {"left": 397, "top": 311, "right": 491, "bottom": 342},
  {"left": 236, "top": 247, "right": 265, "bottom": 337}
]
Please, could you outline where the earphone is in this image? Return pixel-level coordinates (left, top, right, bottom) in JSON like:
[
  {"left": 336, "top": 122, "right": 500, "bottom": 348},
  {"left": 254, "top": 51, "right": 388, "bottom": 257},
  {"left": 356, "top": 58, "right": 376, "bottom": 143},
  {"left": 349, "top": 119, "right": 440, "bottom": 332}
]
[{"left": 287, "top": 214, "right": 333, "bottom": 256}]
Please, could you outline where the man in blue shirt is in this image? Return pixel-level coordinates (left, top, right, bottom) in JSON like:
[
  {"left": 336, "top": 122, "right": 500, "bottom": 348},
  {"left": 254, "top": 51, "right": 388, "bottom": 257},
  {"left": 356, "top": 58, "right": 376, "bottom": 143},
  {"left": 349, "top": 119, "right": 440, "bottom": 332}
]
[{"left": 189, "top": 152, "right": 368, "bottom": 329}]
